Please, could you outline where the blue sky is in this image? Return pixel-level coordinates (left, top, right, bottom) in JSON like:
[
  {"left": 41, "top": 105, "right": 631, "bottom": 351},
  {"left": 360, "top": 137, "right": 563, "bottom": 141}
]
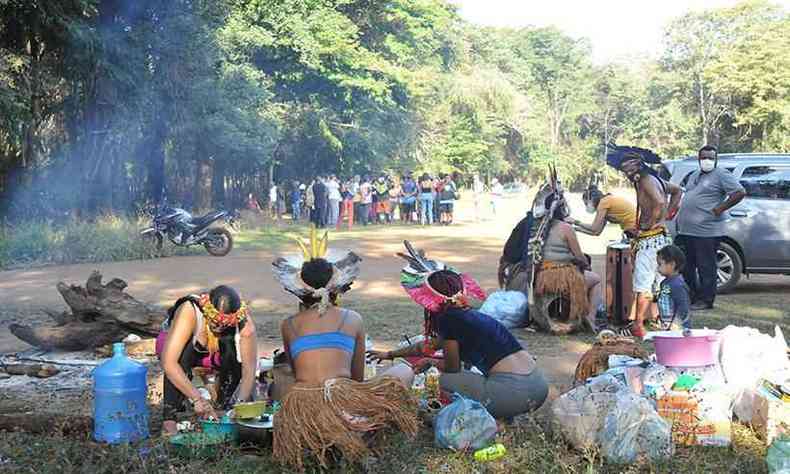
[{"left": 451, "top": 0, "right": 790, "bottom": 63}]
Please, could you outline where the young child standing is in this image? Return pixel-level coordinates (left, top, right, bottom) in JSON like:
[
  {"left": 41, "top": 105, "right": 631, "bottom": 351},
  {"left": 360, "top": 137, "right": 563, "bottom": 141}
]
[{"left": 655, "top": 245, "right": 691, "bottom": 331}]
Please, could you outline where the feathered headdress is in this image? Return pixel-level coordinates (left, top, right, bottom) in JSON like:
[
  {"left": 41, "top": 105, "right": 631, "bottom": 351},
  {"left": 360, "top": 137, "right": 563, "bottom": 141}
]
[
  {"left": 398, "top": 240, "right": 486, "bottom": 313},
  {"left": 523, "top": 165, "right": 568, "bottom": 301},
  {"left": 271, "top": 227, "right": 361, "bottom": 314},
  {"left": 605, "top": 143, "right": 662, "bottom": 171},
  {"left": 530, "top": 165, "right": 562, "bottom": 219}
]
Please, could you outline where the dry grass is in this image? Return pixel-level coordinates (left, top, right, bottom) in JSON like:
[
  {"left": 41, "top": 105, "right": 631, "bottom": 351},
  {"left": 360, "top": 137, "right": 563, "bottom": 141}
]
[
  {"left": 0, "top": 415, "right": 771, "bottom": 473},
  {"left": 1, "top": 192, "right": 788, "bottom": 472}
]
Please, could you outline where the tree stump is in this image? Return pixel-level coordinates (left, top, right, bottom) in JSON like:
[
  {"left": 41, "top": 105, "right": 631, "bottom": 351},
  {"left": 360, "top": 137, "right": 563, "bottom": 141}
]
[
  {"left": 0, "top": 414, "right": 93, "bottom": 436},
  {"left": 530, "top": 292, "right": 583, "bottom": 336},
  {"left": 9, "top": 271, "right": 166, "bottom": 351}
]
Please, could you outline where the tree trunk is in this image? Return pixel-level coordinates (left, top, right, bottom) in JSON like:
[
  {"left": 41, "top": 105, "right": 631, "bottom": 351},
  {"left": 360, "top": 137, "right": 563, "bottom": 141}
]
[
  {"left": 146, "top": 116, "right": 167, "bottom": 205},
  {"left": 21, "top": 16, "right": 43, "bottom": 170},
  {"left": 10, "top": 321, "right": 127, "bottom": 352},
  {"left": 698, "top": 73, "right": 709, "bottom": 144},
  {"left": 9, "top": 271, "right": 166, "bottom": 351},
  {"left": 211, "top": 158, "right": 226, "bottom": 208},
  {"left": 194, "top": 157, "right": 212, "bottom": 211},
  {"left": 80, "top": 0, "right": 123, "bottom": 215}
]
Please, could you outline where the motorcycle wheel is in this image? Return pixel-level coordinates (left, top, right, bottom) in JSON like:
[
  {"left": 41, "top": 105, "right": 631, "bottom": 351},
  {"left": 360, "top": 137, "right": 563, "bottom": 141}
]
[{"left": 204, "top": 227, "right": 234, "bottom": 257}]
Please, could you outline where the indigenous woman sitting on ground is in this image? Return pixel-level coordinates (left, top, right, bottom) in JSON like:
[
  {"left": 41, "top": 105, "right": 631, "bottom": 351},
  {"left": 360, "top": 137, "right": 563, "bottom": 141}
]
[
  {"left": 369, "top": 242, "right": 549, "bottom": 420},
  {"left": 159, "top": 286, "right": 258, "bottom": 435},
  {"left": 271, "top": 229, "right": 418, "bottom": 470}
]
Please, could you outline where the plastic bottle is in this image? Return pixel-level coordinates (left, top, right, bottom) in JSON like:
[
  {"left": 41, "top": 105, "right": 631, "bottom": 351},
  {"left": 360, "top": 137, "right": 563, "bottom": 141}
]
[
  {"left": 474, "top": 444, "right": 506, "bottom": 461},
  {"left": 93, "top": 342, "right": 149, "bottom": 443}
]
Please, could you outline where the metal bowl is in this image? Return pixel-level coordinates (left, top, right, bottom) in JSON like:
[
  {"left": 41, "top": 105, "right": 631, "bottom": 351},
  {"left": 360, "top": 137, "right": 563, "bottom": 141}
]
[{"left": 236, "top": 415, "right": 274, "bottom": 445}]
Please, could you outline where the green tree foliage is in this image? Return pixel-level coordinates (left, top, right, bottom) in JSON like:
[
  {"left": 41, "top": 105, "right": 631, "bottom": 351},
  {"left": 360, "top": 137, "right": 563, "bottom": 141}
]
[{"left": 1, "top": 0, "right": 789, "bottom": 218}]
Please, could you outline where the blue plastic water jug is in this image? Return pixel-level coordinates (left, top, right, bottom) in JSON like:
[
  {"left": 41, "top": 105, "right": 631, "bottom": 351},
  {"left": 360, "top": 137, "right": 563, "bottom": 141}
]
[{"left": 93, "top": 342, "right": 150, "bottom": 443}]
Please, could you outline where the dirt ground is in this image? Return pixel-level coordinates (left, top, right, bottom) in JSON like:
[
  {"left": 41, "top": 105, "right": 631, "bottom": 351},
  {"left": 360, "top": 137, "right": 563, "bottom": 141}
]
[{"left": 2, "top": 189, "right": 789, "bottom": 396}]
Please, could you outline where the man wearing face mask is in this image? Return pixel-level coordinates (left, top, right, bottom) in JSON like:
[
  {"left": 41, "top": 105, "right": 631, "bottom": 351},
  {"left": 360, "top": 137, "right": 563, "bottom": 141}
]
[
  {"left": 675, "top": 145, "right": 745, "bottom": 311},
  {"left": 566, "top": 184, "right": 637, "bottom": 241}
]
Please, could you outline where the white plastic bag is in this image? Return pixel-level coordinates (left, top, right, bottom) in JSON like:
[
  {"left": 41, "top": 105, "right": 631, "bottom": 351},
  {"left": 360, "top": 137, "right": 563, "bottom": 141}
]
[
  {"left": 479, "top": 290, "right": 529, "bottom": 329},
  {"left": 599, "top": 391, "right": 674, "bottom": 464},
  {"left": 641, "top": 363, "right": 678, "bottom": 401},
  {"left": 605, "top": 366, "right": 646, "bottom": 394},
  {"left": 667, "top": 364, "right": 727, "bottom": 390},
  {"left": 434, "top": 394, "right": 497, "bottom": 451},
  {"left": 718, "top": 325, "right": 790, "bottom": 422},
  {"left": 552, "top": 373, "right": 625, "bottom": 450},
  {"left": 767, "top": 437, "right": 790, "bottom": 474}
]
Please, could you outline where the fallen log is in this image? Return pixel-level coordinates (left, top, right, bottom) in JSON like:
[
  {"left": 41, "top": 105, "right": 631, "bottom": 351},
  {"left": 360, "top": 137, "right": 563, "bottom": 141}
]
[
  {"left": 95, "top": 338, "right": 157, "bottom": 358},
  {"left": 9, "top": 271, "right": 167, "bottom": 351},
  {"left": 10, "top": 321, "right": 125, "bottom": 351},
  {"left": 0, "top": 414, "right": 93, "bottom": 435},
  {"left": 13, "top": 356, "right": 100, "bottom": 367},
  {"left": 56, "top": 270, "right": 164, "bottom": 334},
  {"left": 2, "top": 363, "right": 60, "bottom": 378}
]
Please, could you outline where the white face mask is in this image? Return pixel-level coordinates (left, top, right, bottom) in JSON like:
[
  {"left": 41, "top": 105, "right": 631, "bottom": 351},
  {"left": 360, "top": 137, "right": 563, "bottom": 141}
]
[
  {"left": 585, "top": 203, "right": 596, "bottom": 214},
  {"left": 700, "top": 159, "right": 716, "bottom": 173}
]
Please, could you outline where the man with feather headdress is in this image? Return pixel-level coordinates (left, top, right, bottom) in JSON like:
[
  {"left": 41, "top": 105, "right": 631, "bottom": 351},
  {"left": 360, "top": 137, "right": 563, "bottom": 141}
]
[{"left": 606, "top": 144, "right": 682, "bottom": 337}]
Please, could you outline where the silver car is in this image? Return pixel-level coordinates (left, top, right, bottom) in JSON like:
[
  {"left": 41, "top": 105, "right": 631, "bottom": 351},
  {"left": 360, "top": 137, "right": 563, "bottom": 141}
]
[{"left": 661, "top": 154, "right": 790, "bottom": 293}]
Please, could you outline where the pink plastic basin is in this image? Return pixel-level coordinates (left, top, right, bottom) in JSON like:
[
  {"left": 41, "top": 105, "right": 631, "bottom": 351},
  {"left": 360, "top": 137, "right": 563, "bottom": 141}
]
[{"left": 652, "top": 329, "right": 720, "bottom": 367}]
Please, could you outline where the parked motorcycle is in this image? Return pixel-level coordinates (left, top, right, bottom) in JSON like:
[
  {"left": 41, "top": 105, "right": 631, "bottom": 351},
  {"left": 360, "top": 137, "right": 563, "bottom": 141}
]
[{"left": 140, "top": 205, "right": 234, "bottom": 257}]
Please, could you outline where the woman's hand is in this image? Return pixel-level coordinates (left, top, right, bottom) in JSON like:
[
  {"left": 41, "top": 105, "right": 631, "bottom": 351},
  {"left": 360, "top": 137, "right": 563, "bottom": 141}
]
[
  {"left": 193, "top": 398, "right": 218, "bottom": 420},
  {"left": 366, "top": 349, "right": 392, "bottom": 363},
  {"left": 411, "top": 358, "right": 433, "bottom": 374}
]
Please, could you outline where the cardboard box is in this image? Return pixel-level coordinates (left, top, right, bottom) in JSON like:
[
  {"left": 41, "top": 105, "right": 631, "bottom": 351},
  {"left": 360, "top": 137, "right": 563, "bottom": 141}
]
[
  {"left": 753, "top": 387, "right": 790, "bottom": 445},
  {"left": 657, "top": 389, "right": 732, "bottom": 447}
]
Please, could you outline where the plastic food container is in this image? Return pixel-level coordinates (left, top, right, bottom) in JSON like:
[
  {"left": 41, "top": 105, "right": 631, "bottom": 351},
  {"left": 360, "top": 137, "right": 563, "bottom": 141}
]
[
  {"left": 199, "top": 419, "right": 239, "bottom": 442},
  {"left": 233, "top": 401, "right": 267, "bottom": 419},
  {"left": 650, "top": 329, "right": 720, "bottom": 367}
]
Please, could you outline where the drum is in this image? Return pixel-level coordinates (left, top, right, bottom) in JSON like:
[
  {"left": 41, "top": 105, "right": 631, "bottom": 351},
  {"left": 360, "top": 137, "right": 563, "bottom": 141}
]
[{"left": 606, "top": 242, "right": 634, "bottom": 325}]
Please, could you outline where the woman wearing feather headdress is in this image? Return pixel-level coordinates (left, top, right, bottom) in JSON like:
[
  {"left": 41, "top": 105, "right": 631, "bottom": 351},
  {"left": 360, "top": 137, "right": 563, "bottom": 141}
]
[
  {"left": 270, "top": 228, "right": 418, "bottom": 470},
  {"left": 499, "top": 167, "right": 603, "bottom": 332},
  {"left": 369, "top": 241, "right": 549, "bottom": 420}
]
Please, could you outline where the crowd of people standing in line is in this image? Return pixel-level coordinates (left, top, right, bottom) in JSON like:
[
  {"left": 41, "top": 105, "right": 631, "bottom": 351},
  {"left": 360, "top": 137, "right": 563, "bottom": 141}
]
[{"left": 258, "top": 173, "right": 465, "bottom": 228}]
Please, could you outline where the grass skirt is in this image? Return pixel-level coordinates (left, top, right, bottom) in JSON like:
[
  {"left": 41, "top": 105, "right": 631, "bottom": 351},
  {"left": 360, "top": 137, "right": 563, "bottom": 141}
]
[
  {"left": 535, "top": 262, "right": 589, "bottom": 323},
  {"left": 273, "top": 376, "right": 419, "bottom": 470}
]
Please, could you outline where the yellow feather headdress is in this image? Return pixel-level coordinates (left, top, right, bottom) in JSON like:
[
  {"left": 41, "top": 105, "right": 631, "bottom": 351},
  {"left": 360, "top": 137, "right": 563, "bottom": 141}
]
[{"left": 272, "top": 226, "right": 361, "bottom": 313}]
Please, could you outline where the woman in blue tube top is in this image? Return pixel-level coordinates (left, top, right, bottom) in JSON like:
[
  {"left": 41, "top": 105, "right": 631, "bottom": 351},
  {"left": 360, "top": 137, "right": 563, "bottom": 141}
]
[{"left": 270, "top": 229, "right": 418, "bottom": 470}]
